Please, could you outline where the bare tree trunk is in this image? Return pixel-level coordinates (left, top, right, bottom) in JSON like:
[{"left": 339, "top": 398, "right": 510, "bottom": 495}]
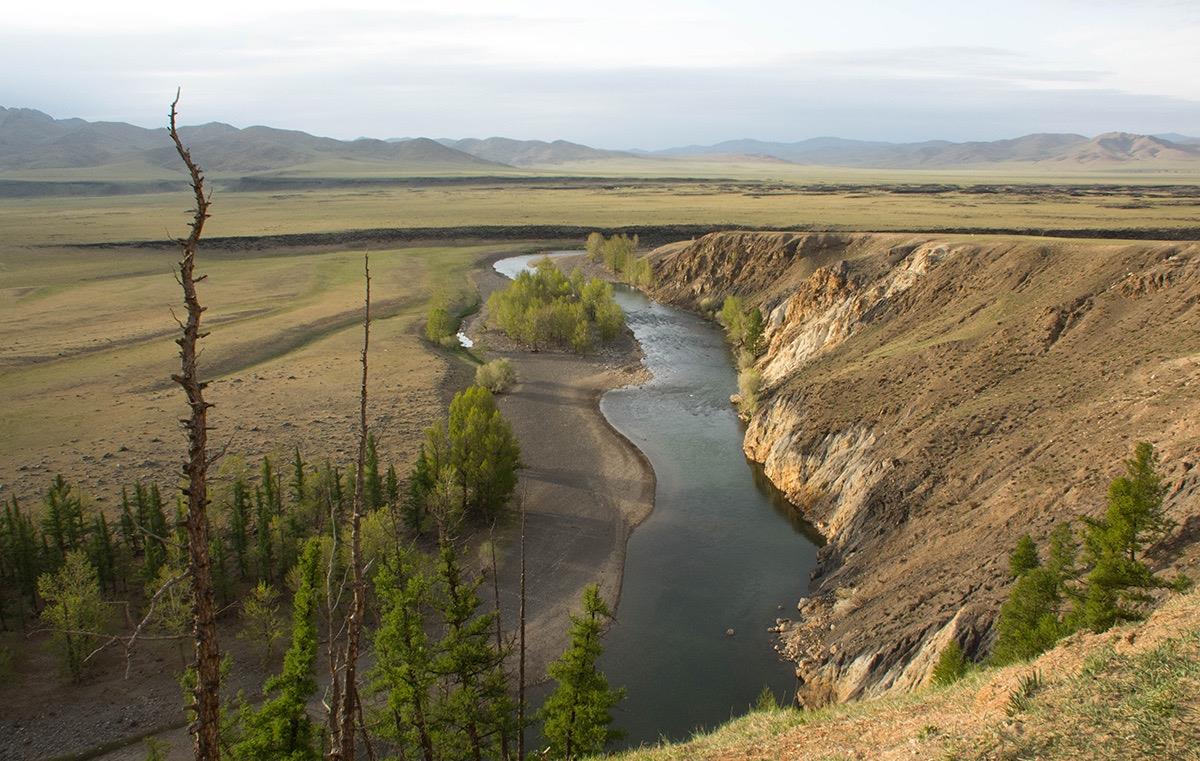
[
  {"left": 517, "top": 495, "right": 527, "bottom": 761},
  {"left": 332, "top": 255, "right": 371, "bottom": 760},
  {"left": 167, "top": 91, "right": 221, "bottom": 761},
  {"left": 489, "top": 524, "right": 510, "bottom": 761}
]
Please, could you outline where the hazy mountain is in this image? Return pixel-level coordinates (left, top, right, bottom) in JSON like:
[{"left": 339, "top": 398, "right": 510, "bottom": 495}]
[
  {"left": 1153, "top": 132, "right": 1200, "bottom": 145},
  {"left": 435, "top": 136, "right": 636, "bottom": 166},
  {"left": 0, "top": 107, "right": 503, "bottom": 173},
  {"left": 653, "top": 132, "right": 1200, "bottom": 167}
]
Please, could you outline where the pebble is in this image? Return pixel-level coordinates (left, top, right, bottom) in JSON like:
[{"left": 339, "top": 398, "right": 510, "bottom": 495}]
[{"left": 725, "top": 628, "right": 735, "bottom": 637}]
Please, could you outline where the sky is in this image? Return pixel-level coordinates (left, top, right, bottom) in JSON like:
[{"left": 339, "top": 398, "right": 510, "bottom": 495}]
[{"left": 3, "top": 0, "right": 1200, "bottom": 148}]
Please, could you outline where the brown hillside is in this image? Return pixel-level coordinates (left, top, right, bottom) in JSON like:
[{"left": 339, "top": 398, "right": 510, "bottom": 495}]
[{"left": 646, "top": 231, "right": 1200, "bottom": 704}]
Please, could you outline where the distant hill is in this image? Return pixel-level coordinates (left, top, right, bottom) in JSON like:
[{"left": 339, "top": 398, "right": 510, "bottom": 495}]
[
  {"left": 5, "top": 106, "right": 1199, "bottom": 176},
  {"left": 654, "top": 131, "right": 1200, "bottom": 167},
  {"left": 0, "top": 107, "right": 502, "bottom": 174},
  {"left": 434, "top": 137, "right": 636, "bottom": 166}
]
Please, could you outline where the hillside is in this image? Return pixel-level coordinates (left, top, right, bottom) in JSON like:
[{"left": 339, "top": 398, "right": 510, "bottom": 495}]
[
  {"left": 645, "top": 231, "right": 1200, "bottom": 704},
  {"left": 436, "top": 136, "right": 635, "bottom": 165},
  {"left": 609, "top": 589, "right": 1200, "bottom": 760},
  {"left": 0, "top": 107, "right": 501, "bottom": 173},
  {"left": 654, "top": 132, "right": 1200, "bottom": 167}
]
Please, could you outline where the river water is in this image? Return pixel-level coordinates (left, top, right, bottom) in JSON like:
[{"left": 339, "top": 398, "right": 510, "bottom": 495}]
[{"left": 494, "top": 253, "right": 821, "bottom": 748}]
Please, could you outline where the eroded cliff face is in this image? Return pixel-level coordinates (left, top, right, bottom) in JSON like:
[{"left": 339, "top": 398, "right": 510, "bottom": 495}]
[{"left": 647, "top": 231, "right": 1200, "bottom": 706}]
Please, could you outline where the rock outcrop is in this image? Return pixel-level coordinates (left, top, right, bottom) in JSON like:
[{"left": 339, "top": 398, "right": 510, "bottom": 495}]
[{"left": 647, "top": 231, "right": 1200, "bottom": 706}]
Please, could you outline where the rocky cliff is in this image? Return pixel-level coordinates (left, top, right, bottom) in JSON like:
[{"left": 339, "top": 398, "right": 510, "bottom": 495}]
[{"left": 646, "top": 231, "right": 1200, "bottom": 705}]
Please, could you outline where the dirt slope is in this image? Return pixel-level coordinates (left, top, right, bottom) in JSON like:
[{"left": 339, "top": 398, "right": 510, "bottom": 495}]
[
  {"left": 610, "top": 588, "right": 1200, "bottom": 760},
  {"left": 645, "top": 231, "right": 1200, "bottom": 705}
]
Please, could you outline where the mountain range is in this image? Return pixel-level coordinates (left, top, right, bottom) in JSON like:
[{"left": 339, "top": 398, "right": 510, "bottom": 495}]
[{"left": 3, "top": 106, "right": 1199, "bottom": 175}]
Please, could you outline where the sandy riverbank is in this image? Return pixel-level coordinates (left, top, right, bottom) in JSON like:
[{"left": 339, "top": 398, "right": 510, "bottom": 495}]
[{"left": 468, "top": 255, "right": 656, "bottom": 680}]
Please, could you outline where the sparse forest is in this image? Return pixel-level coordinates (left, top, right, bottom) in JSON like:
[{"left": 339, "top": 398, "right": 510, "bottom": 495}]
[{"left": 0, "top": 103, "right": 626, "bottom": 761}]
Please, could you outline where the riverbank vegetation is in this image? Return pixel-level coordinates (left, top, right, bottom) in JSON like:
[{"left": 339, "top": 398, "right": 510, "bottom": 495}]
[
  {"left": 486, "top": 259, "right": 625, "bottom": 353},
  {"left": 586, "top": 232, "right": 654, "bottom": 288},
  {"left": 476, "top": 357, "right": 517, "bottom": 393}
]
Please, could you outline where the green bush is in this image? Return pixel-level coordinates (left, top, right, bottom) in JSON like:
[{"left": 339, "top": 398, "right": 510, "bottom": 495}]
[
  {"left": 931, "top": 640, "right": 969, "bottom": 686},
  {"left": 426, "top": 302, "right": 456, "bottom": 343},
  {"left": 737, "top": 367, "right": 762, "bottom": 417},
  {"left": 486, "top": 260, "right": 625, "bottom": 352},
  {"left": 475, "top": 359, "right": 516, "bottom": 393}
]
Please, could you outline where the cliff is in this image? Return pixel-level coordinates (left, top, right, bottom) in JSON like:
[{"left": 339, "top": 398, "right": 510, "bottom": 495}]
[{"left": 646, "top": 231, "right": 1200, "bottom": 705}]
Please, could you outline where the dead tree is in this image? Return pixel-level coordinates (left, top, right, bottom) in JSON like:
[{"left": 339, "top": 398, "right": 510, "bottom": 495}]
[
  {"left": 517, "top": 494, "right": 527, "bottom": 761},
  {"left": 331, "top": 254, "right": 371, "bottom": 760},
  {"left": 167, "top": 91, "right": 222, "bottom": 761}
]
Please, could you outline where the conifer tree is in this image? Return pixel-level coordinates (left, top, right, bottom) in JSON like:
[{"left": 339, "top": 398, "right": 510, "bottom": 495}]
[
  {"left": 370, "top": 551, "right": 438, "bottom": 761},
  {"left": 231, "top": 540, "right": 322, "bottom": 761},
  {"left": 1077, "top": 442, "right": 1173, "bottom": 633},
  {"left": 385, "top": 465, "right": 400, "bottom": 512},
  {"left": 930, "top": 640, "right": 969, "bottom": 686},
  {"left": 119, "top": 487, "right": 140, "bottom": 554},
  {"left": 1009, "top": 534, "right": 1039, "bottom": 577},
  {"left": 990, "top": 537, "right": 1068, "bottom": 666},
  {"left": 539, "top": 584, "right": 625, "bottom": 759},
  {"left": 255, "top": 489, "right": 274, "bottom": 583},
  {"left": 364, "top": 434, "right": 384, "bottom": 512},
  {"left": 37, "top": 550, "right": 107, "bottom": 681},
  {"left": 290, "top": 448, "right": 307, "bottom": 505},
  {"left": 230, "top": 477, "right": 251, "bottom": 580},
  {"left": 432, "top": 540, "right": 515, "bottom": 761}
]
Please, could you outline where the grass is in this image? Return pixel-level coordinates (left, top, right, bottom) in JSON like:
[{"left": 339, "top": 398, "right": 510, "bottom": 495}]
[
  {"left": 1, "top": 177, "right": 1199, "bottom": 246},
  {"left": 606, "top": 593, "right": 1200, "bottom": 761},
  {"left": 0, "top": 241, "right": 529, "bottom": 510}
]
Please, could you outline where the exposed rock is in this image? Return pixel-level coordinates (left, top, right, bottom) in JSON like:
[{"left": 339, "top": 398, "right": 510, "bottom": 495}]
[{"left": 647, "top": 231, "right": 1200, "bottom": 706}]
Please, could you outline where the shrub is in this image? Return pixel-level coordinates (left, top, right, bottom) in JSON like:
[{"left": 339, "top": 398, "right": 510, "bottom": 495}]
[
  {"left": 426, "top": 302, "right": 456, "bottom": 343},
  {"left": 475, "top": 358, "right": 517, "bottom": 393},
  {"left": 737, "top": 367, "right": 762, "bottom": 417},
  {"left": 931, "top": 640, "right": 969, "bottom": 686}
]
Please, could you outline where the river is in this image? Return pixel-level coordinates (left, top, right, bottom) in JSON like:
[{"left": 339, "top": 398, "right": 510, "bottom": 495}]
[{"left": 494, "top": 252, "right": 822, "bottom": 748}]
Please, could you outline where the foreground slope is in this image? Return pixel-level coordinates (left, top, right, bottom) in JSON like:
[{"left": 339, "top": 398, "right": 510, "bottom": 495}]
[
  {"left": 646, "top": 232, "right": 1200, "bottom": 704},
  {"left": 610, "top": 589, "right": 1200, "bottom": 760}
]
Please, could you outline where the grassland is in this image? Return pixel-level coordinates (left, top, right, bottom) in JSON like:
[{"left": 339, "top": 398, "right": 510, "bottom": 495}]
[
  {"left": 2, "top": 178, "right": 1199, "bottom": 247},
  {"left": 0, "top": 241, "right": 537, "bottom": 508}
]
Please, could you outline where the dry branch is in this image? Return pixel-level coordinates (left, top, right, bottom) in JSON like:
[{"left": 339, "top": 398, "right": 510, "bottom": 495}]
[
  {"left": 167, "top": 90, "right": 222, "bottom": 761},
  {"left": 331, "top": 254, "right": 372, "bottom": 760}
]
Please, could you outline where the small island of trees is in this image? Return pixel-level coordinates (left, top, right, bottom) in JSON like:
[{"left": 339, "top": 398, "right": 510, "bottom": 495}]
[{"left": 486, "top": 259, "right": 626, "bottom": 353}]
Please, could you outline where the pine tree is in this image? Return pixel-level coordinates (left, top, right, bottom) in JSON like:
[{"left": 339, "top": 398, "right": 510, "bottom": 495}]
[
  {"left": 1077, "top": 442, "right": 1173, "bottom": 633},
  {"left": 118, "top": 487, "right": 139, "bottom": 554},
  {"left": 990, "top": 538, "right": 1068, "bottom": 666},
  {"left": 255, "top": 488, "right": 274, "bottom": 583},
  {"left": 290, "top": 448, "right": 307, "bottom": 505},
  {"left": 539, "top": 584, "right": 625, "bottom": 759},
  {"left": 370, "top": 551, "right": 438, "bottom": 761},
  {"left": 432, "top": 540, "right": 515, "bottom": 761},
  {"left": 1009, "top": 534, "right": 1039, "bottom": 577},
  {"left": 230, "top": 476, "right": 251, "bottom": 580},
  {"left": 140, "top": 484, "right": 169, "bottom": 581},
  {"left": 385, "top": 464, "right": 400, "bottom": 512},
  {"left": 930, "top": 640, "right": 969, "bottom": 686},
  {"left": 364, "top": 434, "right": 384, "bottom": 512},
  {"left": 89, "top": 512, "right": 117, "bottom": 595},
  {"left": 231, "top": 540, "right": 323, "bottom": 761}
]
